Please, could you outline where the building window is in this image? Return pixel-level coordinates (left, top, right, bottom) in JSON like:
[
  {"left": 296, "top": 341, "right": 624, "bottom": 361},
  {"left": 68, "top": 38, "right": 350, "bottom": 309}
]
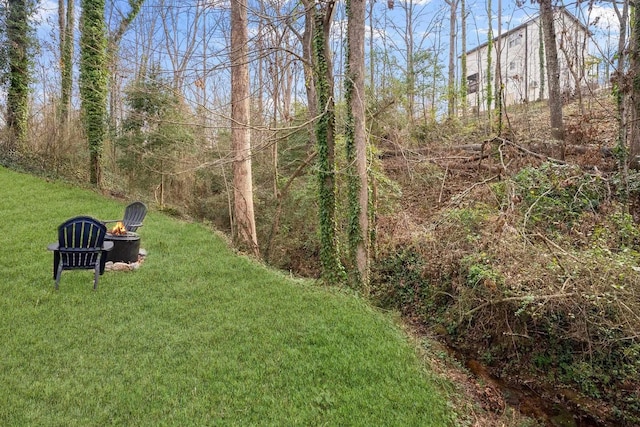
[
  {"left": 467, "top": 73, "right": 479, "bottom": 94},
  {"left": 508, "top": 33, "right": 522, "bottom": 48},
  {"left": 509, "top": 61, "right": 517, "bottom": 71}
]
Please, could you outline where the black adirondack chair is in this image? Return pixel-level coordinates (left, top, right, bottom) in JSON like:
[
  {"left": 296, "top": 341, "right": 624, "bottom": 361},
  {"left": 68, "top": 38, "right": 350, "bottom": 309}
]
[
  {"left": 47, "top": 216, "right": 114, "bottom": 290},
  {"left": 103, "top": 201, "right": 147, "bottom": 232}
]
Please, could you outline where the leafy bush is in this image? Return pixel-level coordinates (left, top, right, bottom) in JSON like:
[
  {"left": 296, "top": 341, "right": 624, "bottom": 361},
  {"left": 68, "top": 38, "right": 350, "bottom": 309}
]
[
  {"left": 370, "top": 249, "right": 430, "bottom": 314},
  {"left": 513, "top": 163, "right": 607, "bottom": 230},
  {"left": 460, "top": 253, "right": 503, "bottom": 290}
]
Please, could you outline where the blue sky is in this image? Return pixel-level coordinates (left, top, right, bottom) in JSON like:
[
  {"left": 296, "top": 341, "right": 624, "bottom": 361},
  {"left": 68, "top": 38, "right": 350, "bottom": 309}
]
[
  {"left": 32, "top": 1, "right": 621, "bottom": 65},
  {"left": 26, "top": 0, "right": 621, "bottom": 112}
]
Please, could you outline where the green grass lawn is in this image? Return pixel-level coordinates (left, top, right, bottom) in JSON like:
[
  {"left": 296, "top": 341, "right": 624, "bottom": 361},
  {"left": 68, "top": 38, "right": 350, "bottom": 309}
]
[{"left": 0, "top": 166, "right": 455, "bottom": 426}]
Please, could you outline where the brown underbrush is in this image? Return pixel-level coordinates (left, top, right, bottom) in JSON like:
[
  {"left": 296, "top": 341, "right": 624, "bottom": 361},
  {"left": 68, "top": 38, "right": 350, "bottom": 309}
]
[{"left": 371, "top": 96, "right": 640, "bottom": 425}]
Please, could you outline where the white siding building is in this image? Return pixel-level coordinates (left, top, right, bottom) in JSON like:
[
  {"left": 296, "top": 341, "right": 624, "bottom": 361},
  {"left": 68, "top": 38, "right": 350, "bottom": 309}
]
[{"left": 466, "top": 8, "right": 595, "bottom": 112}]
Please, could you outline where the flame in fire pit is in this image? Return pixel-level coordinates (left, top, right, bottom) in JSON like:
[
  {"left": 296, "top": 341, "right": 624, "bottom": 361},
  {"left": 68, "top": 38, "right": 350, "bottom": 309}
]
[{"left": 110, "top": 221, "right": 127, "bottom": 235}]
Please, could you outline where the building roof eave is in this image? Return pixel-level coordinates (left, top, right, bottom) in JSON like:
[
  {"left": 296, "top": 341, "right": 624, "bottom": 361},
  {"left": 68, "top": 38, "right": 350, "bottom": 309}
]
[{"left": 464, "top": 7, "right": 589, "bottom": 56}]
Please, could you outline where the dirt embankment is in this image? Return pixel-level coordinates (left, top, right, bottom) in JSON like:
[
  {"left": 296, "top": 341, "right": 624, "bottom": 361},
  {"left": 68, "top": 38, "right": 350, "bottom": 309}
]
[{"left": 372, "top": 96, "right": 640, "bottom": 426}]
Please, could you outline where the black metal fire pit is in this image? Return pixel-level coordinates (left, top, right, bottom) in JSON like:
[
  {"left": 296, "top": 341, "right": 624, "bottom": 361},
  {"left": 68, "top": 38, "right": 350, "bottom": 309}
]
[{"left": 104, "top": 232, "right": 141, "bottom": 263}]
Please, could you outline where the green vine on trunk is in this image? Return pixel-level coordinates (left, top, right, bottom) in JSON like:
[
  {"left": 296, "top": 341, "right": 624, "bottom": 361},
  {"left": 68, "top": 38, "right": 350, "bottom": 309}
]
[
  {"left": 3, "top": 0, "right": 37, "bottom": 153},
  {"left": 486, "top": 0, "right": 492, "bottom": 123},
  {"left": 344, "top": 0, "right": 363, "bottom": 287},
  {"left": 80, "top": 0, "right": 108, "bottom": 186},
  {"left": 313, "top": 6, "right": 346, "bottom": 285},
  {"left": 60, "top": 0, "right": 74, "bottom": 125}
]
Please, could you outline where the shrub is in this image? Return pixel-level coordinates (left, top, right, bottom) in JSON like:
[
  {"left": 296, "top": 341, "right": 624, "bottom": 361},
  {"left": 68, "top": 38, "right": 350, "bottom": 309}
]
[
  {"left": 513, "top": 163, "right": 607, "bottom": 230},
  {"left": 370, "top": 249, "right": 430, "bottom": 314}
]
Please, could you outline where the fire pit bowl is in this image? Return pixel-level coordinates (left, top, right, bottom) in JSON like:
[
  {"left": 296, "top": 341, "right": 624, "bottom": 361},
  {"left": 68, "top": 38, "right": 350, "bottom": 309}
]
[{"left": 104, "top": 232, "right": 141, "bottom": 263}]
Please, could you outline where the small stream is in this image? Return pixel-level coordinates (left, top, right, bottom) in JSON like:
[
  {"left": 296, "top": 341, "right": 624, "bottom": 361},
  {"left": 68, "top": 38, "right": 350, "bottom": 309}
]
[{"left": 462, "top": 357, "right": 608, "bottom": 427}]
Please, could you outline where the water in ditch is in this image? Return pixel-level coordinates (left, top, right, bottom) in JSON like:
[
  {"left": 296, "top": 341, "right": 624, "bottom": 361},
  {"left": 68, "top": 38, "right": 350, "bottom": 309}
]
[{"left": 463, "top": 357, "right": 609, "bottom": 427}]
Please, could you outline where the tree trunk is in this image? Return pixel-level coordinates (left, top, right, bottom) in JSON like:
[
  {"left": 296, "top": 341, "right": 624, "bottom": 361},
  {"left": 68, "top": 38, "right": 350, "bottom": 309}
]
[
  {"left": 613, "top": 0, "right": 629, "bottom": 184},
  {"left": 313, "top": 2, "right": 345, "bottom": 284},
  {"left": 445, "top": 0, "right": 458, "bottom": 119},
  {"left": 486, "top": 0, "right": 493, "bottom": 124},
  {"left": 230, "top": 0, "right": 259, "bottom": 256},
  {"left": 405, "top": 0, "right": 415, "bottom": 122},
  {"left": 80, "top": 0, "right": 109, "bottom": 187},
  {"left": 346, "top": 0, "right": 369, "bottom": 288},
  {"left": 106, "top": 0, "right": 145, "bottom": 139},
  {"left": 59, "top": 0, "right": 74, "bottom": 126},
  {"left": 5, "top": 0, "right": 32, "bottom": 152},
  {"left": 539, "top": 0, "right": 565, "bottom": 152},
  {"left": 460, "top": 0, "right": 467, "bottom": 119},
  {"left": 495, "top": 0, "right": 502, "bottom": 133},
  {"left": 369, "top": 0, "right": 375, "bottom": 101},
  {"left": 289, "top": 0, "right": 317, "bottom": 150},
  {"left": 629, "top": 1, "right": 640, "bottom": 169},
  {"left": 539, "top": 23, "right": 545, "bottom": 101}
]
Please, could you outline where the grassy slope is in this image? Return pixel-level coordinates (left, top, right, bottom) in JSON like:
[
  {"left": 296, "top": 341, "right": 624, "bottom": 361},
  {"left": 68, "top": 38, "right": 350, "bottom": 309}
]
[{"left": 0, "top": 167, "right": 454, "bottom": 426}]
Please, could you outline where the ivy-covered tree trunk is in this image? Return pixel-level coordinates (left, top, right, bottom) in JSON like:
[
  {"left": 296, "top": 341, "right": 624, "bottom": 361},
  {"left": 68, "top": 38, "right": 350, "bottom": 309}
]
[
  {"left": 80, "top": 0, "right": 108, "bottom": 186},
  {"left": 59, "top": 0, "right": 74, "bottom": 125},
  {"left": 629, "top": 2, "right": 640, "bottom": 170},
  {"left": 313, "top": 3, "right": 345, "bottom": 284},
  {"left": 5, "top": 0, "right": 33, "bottom": 152},
  {"left": 345, "top": 0, "right": 369, "bottom": 289},
  {"left": 486, "top": 0, "right": 492, "bottom": 123}
]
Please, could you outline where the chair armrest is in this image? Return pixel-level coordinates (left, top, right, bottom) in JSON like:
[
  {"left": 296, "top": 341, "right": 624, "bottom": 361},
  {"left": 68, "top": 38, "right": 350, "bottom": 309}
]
[
  {"left": 102, "top": 219, "right": 121, "bottom": 225},
  {"left": 48, "top": 242, "right": 113, "bottom": 252}
]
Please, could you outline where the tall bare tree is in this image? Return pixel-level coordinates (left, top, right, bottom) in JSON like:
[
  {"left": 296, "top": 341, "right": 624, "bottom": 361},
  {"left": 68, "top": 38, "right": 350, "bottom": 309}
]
[
  {"left": 230, "top": 0, "right": 259, "bottom": 256},
  {"left": 106, "top": 0, "right": 145, "bottom": 132},
  {"left": 495, "top": 0, "right": 502, "bottom": 132},
  {"left": 158, "top": 0, "right": 204, "bottom": 92},
  {"left": 59, "top": 0, "right": 74, "bottom": 126},
  {"left": 286, "top": 0, "right": 318, "bottom": 138},
  {"left": 445, "top": 0, "right": 458, "bottom": 119},
  {"left": 382, "top": 0, "right": 442, "bottom": 121},
  {"left": 486, "top": 0, "right": 493, "bottom": 122},
  {"left": 611, "top": 0, "right": 629, "bottom": 183},
  {"left": 405, "top": 0, "right": 416, "bottom": 120},
  {"left": 539, "top": 0, "right": 565, "bottom": 151},
  {"left": 345, "top": 0, "right": 369, "bottom": 287},
  {"left": 460, "top": 0, "right": 467, "bottom": 118}
]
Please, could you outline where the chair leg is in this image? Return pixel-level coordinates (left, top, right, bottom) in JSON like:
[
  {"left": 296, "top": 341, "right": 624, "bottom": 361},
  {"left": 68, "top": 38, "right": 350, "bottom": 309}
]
[
  {"left": 55, "top": 263, "right": 63, "bottom": 290},
  {"left": 53, "top": 252, "right": 60, "bottom": 279},
  {"left": 93, "top": 267, "right": 99, "bottom": 290},
  {"left": 93, "top": 254, "right": 101, "bottom": 290}
]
